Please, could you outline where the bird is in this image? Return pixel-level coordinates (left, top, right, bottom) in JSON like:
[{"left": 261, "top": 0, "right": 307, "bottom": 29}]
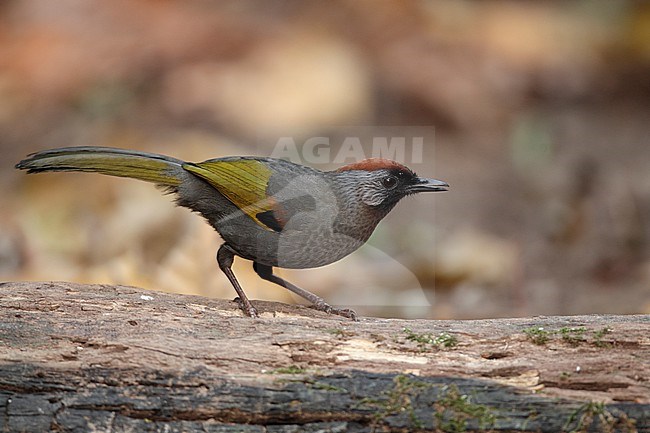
[{"left": 16, "top": 146, "right": 448, "bottom": 320}]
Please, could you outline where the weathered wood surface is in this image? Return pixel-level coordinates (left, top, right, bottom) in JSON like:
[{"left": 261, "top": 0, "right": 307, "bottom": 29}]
[{"left": 0, "top": 281, "right": 648, "bottom": 432}]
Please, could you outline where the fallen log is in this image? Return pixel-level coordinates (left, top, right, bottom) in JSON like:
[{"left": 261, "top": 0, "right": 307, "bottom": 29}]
[{"left": 0, "top": 281, "right": 648, "bottom": 432}]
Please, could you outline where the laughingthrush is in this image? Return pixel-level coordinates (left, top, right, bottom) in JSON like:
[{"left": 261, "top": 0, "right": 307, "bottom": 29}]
[{"left": 16, "top": 147, "right": 448, "bottom": 319}]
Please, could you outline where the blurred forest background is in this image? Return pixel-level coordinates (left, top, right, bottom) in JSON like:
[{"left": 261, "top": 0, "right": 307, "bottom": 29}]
[{"left": 2, "top": 0, "right": 650, "bottom": 319}]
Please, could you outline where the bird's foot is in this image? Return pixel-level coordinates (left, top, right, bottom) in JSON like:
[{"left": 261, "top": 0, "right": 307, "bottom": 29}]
[
  {"left": 311, "top": 301, "right": 358, "bottom": 321},
  {"left": 233, "top": 297, "right": 258, "bottom": 318}
]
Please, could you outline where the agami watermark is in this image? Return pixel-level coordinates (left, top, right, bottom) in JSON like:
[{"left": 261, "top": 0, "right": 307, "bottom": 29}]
[{"left": 264, "top": 126, "right": 434, "bottom": 165}]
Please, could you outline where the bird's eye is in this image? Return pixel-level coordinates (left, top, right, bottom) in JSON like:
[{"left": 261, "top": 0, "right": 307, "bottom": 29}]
[{"left": 382, "top": 176, "right": 398, "bottom": 189}]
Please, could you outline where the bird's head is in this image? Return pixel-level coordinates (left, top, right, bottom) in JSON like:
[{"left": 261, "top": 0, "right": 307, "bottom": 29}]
[{"left": 334, "top": 158, "right": 448, "bottom": 210}]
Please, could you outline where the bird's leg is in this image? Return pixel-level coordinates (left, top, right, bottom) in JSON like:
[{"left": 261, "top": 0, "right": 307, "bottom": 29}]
[
  {"left": 217, "top": 244, "right": 258, "bottom": 318},
  {"left": 253, "top": 263, "right": 357, "bottom": 320}
]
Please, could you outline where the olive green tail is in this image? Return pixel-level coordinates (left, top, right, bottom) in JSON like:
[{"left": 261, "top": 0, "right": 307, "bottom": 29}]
[{"left": 15, "top": 146, "right": 185, "bottom": 187}]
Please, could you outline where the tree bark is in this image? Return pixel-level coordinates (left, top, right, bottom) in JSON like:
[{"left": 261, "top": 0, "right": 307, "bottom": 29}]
[{"left": 0, "top": 281, "right": 648, "bottom": 432}]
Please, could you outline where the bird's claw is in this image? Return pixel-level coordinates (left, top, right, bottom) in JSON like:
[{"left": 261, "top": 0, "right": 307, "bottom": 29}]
[
  {"left": 311, "top": 302, "right": 358, "bottom": 321},
  {"left": 233, "top": 297, "right": 258, "bottom": 318}
]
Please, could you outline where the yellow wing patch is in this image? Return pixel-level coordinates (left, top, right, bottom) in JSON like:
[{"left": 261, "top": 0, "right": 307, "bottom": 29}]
[{"left": 183, "top": 159, "right": 279, "bottom": 231}]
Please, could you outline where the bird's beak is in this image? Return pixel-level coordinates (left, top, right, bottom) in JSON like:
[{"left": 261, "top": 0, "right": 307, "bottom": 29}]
[{"left": 408, "top": 177, "right": 449, "bottom": 193}]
